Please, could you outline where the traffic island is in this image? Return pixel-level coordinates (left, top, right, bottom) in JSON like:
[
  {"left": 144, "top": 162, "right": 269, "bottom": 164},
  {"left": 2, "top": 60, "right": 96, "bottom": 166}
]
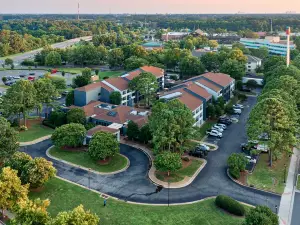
[
  {"left": 47, "top": 146, "right": 129, "bottom": 175},
  {"left": 150, "top": 157, "right": 207, "bottom": 188}
]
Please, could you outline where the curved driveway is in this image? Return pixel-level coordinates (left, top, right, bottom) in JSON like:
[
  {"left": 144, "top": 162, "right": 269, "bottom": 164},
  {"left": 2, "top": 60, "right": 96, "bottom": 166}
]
[{"left": 20, "top": 96, "right": 281, "bottom": 211}]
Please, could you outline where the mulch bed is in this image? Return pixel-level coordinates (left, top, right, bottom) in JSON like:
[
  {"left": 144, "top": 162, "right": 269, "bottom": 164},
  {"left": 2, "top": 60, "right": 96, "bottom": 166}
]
[
  {"left": 237, "top": 171, "right": 248, "bottom": 185},
  {"left": 97, "top": 157, "right": 112, "bottom": 165},
  {"left": 20, "top": 118, "right": 43, "bottom": 129},
  {"left": 30, "top": 186, "right": 45, "bottom": 193}
]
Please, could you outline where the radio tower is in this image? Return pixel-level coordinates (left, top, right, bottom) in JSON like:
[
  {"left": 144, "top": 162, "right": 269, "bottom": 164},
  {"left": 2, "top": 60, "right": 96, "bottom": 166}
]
[
  {"left": 77, "top": 3, "right": 80, "bottom": 24},
  {"left": 286, "top": 26, "right": 291, "bottom": 67}
]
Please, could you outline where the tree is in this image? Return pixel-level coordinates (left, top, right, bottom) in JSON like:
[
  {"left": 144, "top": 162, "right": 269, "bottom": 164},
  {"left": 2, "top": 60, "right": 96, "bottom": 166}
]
[
  {"left": 65, "top": 90, "right": 74, "bottom": 107},
  {"left": 49, "top": 76, "right": 66, "bottom": 90},
  {"left": 4, "top": 152, "right": 32, "bottom": 178},
  {"left": 45, "top": 51, "right": 62, "bottom": 66},
  {"left": 220, "top": 59, "right": 245, "bottom": 80},
  {"left": 201, "top": 52, "right": 220, "bottom": 72},
  {"left": 206, "top": 103, "right": 216, "bottom": 118},
  {"left": 127, "top": 120, "right": 140, "bottom": 140},
  {"left": 263, "top": 56, "right": 285, "bottom": 74},
  {"left": 21, "top": 157, "right": 56, "bottom": 189},
  {"left": 88, "top": 131, "right": 119, "bottom": 161},
  {"left": 247, "top": 98, "right": 297, "bottom": 166},
  {"left": 250, "top": 46, "right": 269, "bottom": 60},
  {"left": 51, "top": 123, "right": 86, "bottom": 148},
  {"left": 0, "top": 167, "right": 29, "bottom": 218},
  {"left": 4, "top": 58, "right": 13, "bottom": 66},
  {"left": 124, "top": 56, "right": 148, "bottom": 71},
  {"left": 67, "top": 108, "right": 86, "bottom": 125},
  {"left": 34, "top": 78, "right": 58, "bottom": 117},
  {"left": 69, "top": 44, "right": 99, "bottom": 67},
  {"left": 94, "top": 69, "right": 99, "bottom": 75},
  {"left": 97, "top": 45, "right": 108, "bottom": 64},
  {"left": 61, "top": 71, "right": 65, "bottom": 77},
  {"left": 73, "top": 75, "right": 91, "bottom": 88},
  {"left": 229, "top": 49, "right": 247, "bottom": 64},
  {"left": 82, "top": 67, "right": 92, "bottom": 77},
  {"left": 12, "top": 199, "right": 50, "bottom": 225},
  {"left": 48, "top": 110, "right": 67, "bottom": 127},
  {"left": 184, "top": 39, "right": 194, "bottom": 50},
  {"left": 129, "top": 72, "right": 159, "bottom": 107},
  {"left": 208, "top": 40, "right": 218, "bottom": 49},
  {"left": 294, "top": 36, "right": 300, "bottom": 51},
  {"left": 109, "top": 91, "right": 121, "bottom": 105},
  {"left": 108, "top": 48, "right": 124, "bottom": 68},
  {"left": 227, "top": 153, "right": 248, "bottom": 172},
  {"left": 0, "top": 118, "right": 19, "bottom": 163},
  {"left": 246, "top": 80, "right": 258, "bottom": 89},
  {"left": 179, "top": 56, "right": 205, "bottom": 78},
  {"left": 244, "top": 205, "right": 279, "bottom": 225},
  {"left": 2, "top": 77, "right": 7, "bottom": 83},
  {"left": 154, "top": 152, "right": 182, "bottom": 176},
  {"left": 139, "top": 124, "right": 152, "bottom": 144},
  {"left": 293, "top": 54, "right": 300, "bottom": 69},
  {"left": 232, "top": 42, "right": 250, "bottom": 54},
  {"left": 2, "top": 80, "right": 37, "bottom": 127},
  {"left": 47, "top": 205, "right": 99, "bottom": 225}
]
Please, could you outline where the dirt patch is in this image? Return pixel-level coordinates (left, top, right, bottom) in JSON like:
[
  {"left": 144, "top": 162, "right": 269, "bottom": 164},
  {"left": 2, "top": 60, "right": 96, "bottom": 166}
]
[
  {"left": 181, "top": 159, "right": 192, "bottom": 168},
  {"left": 20, "top": 118, "right": 42, "bottom": 129},
  {"left": 61, "top": 146, "right": 88, "bottom": 152},
  {"left": 98, "top": 157, "right": 112, "bottom": 165},
  {"left": 237, "top": 171, "right": 248, "bottom": 185},
  {"left": 30, "top": 186, "right": 45, "bottom": 193}
]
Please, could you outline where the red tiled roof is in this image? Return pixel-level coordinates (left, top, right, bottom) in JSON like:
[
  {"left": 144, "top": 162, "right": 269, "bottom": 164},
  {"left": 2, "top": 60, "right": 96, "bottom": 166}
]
[
  {"left": 81, "top": 101, "right": 101, "bottom": 117},
  {"left": 125, "top": 69, "right": 142, "bottom": 81},
  {"left": 196, "top": 79, "right": 222, "bottom": 92},
  {"left": 140, "top": 66, "right": 164, "bottom": 78},
  {"left": 184, "top": 83, "right": 212, "bottom": 101},
  {"left": 202, "top": 72, "right": 234, "bottom": 87},
  {"left": 75, "top": 82, "right": 101, "bottom": 92},
  {"left": 87, "top": 125, "right": 119, "bottom": 136},
  {"left": 103, "top": 77, "right": 129, "bottom": 91},
  {"left": 100, "top": 81, "right": 114, "bottom": 92}
]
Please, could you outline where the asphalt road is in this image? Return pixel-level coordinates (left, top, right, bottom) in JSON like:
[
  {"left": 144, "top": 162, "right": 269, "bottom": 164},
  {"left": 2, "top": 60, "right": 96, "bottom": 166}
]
[
  {"left": 291, "top": 192, "right": 300, "bottom": 225},
  {"left": 20, "top": 95, "right": 281, "bottom": 210},
  {"left": 0, "top": 36, "right": 92, "bottom": 65}
]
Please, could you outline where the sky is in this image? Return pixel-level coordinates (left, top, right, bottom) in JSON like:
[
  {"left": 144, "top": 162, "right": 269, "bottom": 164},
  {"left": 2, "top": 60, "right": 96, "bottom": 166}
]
[{"left": 0, "top": 0, "right": 300, "bottom": 14}]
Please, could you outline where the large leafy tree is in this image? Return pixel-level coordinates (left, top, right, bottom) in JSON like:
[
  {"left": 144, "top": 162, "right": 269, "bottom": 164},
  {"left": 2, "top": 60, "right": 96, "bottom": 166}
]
[
  {"left": 109, "top": 91, "right": 121, "bottom": 105},
  {"left": 129, "top": 72, "right": 159, "bottom": 107},
  {"left": 47, "top": 205, "right": 99, "bottom": 225},
  {"left": 127, "top": 120, "right": 140, "bottom": 140},
  {"left": 0, "top": 167, "right": 29, "bottom": 218},
  {"left": 4, "top": 152, "right": 32, "bottom": 178},
  {"left": 250, "top": 46, "right": 269, "bottom": 60},
  {"left": 229, "top": 48, "right": 247, "bottom": 64},
  {"left": 138, "top": 124, "right": 152, "bottom": 144},
  {"left": 201, "top": 52, "right": 221, "bottom": 72},
  {"left": 293, "top": 54, "right": 300, "bottom": 69},
  {"left": 51, "top": 123, "right": 86, "bottom": 148},
  {"left": 69, "top": 44, "right": 99, "bottom": 67},
  {"left": 67, "top": 108, "right": 86, "bottom": 125},
  {"left": 220, "top": 59, "right": 245, "bottom": 80},
  {"left": 21, "top": 157, "right": 56, "bottom": 188},
  {"left": 244, "top": 205, "right": 279, "bottom": 225},
  {"left": 2, "top": 80, "right": 37, "bottom": 127},
  {"left": 65, "top": 90, "right": 74, "bottom": 107},
  {"left": 45, "top": 51, "right": 62, "bottom": 66},
  {"left": 108, "top": 48, "right": 124, "bottom": 68},
  {"left": 154, "top": 152, "right": 182, "bottom": 176},
  {"left": 73, "top": 68, "right": 92, "bottom": 88},
  {"left": 0, "top": 118, "right": 19, "bottom": 163},
  {"left": 179, "top": 56, "right": 205, "bottom": 78},
  {"left": 265, "top": 65, "right": 300, "bottom": 82},
  {"left": 12, "top": 198, "right": 50, "bottom": 225},
  {"left": 48, "top": 76, "right": 67, "bottom": 91},
  {"left": 88, "top": 131, "right": 119, "bottom": 161},
  {"left": 124, "top": 56, "right": 148, "bottom": 71},
  {"left": 247, "top": 98, "right": 297, "bottom": 166},
  {"left": 263, "top": 56, "right": 286, "bottom": 74},
  {"left": 34, "top": 78, "right": 58, "bottom": 117}
]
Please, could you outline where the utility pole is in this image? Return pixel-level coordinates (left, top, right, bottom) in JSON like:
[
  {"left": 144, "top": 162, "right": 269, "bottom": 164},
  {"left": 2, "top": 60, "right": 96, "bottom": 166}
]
[{"left": 77, "top": 3, "right": 80, "bottom": 26}]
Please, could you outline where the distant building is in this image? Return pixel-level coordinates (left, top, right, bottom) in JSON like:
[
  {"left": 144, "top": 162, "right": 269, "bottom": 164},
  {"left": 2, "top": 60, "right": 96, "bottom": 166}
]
[
  {"left": 162, "top": 32, "right": 189, "bottom": 41},
  {"left": 192, "top": 49, "right": 214, "bottom": 58},
  {"left": 141, "top": 42, "right": 163, "bottom": 51},
  {"left": 242, "top": 74, "right": 264, "bottom": 86},
  {"left": 240, "top": 36, "right": 296, "bottom": 56},
  {"left": 245, "top": 55, "right": 262, "bottom": 73}
]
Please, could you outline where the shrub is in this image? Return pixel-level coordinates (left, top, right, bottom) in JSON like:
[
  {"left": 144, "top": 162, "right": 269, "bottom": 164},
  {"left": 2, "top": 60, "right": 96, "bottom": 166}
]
[
  {"left": 250, "top": 150, "right": 259, "bottom": 156},
  {"left": 182, "top": 156, "right": 190, "bottom": 162},
  {"left": 229, "top": 167, "right": 240, "bottom": 179},
  {"left": 227, "top": 153, "right": 248, "bottom": 172},
  {"left": 21, "top": 59, "right": 35, "bottom": 66},
  {"left": 42, "top": 120, "right": 56, "bottom": 129},
  {"left": 245, "top": 205, "right": 278, "bottom": 225},
  {"left": 19, "top": 125, "right": 28, "bottom": 131},
  {"left": 215, "top": 195, "right": 245, "bottom": 216},
  {"left": 4, "top": 152, "right": 33, "bottom": 177}
]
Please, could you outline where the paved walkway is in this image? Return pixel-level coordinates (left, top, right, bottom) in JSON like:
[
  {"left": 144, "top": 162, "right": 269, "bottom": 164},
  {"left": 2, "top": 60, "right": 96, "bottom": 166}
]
[
  {"left": 19, "top": 135, "right": 51, "bottom": 146},
  {"left": 278, "top": 148, "right": 300, "bottom": 225}
]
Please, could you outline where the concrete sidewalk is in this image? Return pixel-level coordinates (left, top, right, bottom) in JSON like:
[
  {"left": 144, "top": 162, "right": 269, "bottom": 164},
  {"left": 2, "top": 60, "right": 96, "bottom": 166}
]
[{"left": 278, "top": 148, "right": 300, "bottom": 225}]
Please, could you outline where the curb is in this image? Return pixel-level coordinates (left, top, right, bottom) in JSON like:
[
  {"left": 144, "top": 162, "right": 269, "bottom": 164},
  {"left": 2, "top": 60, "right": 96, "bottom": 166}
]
[
  {"left": 52, "top": 176, "right": 257, "bottom": 207},
  {"left": 19, "top": 135, "right": 52, "bottom": 146},
  {"left": 46, "top": 146, "right": 130, "bottom": 175},
  {"left": 227, "top": 168, "right": 282, "bottom": 197},
  {"left": 189, "top": 139, "right": 219, "bottom": 151}
]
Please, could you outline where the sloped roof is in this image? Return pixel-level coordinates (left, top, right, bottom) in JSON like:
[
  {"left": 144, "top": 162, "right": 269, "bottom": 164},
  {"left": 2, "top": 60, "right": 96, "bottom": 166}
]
[
  {"left": 184, "top": 83, "right": 212, "bottom": 100},
  {"left": 75, "top": 82, "right": 101, "bottom": 92},
  {"left": 140, "top": 66, "right": 164, "bottom": 78},
  {"left": 102, "top": 77, "right": 129, "bottom": 91},
  {"left": 196, "top": 79, "right": 222, "bottom": 92},
  {"left": 202, "top": 72, "right": 234, "bottom": 87},
  {"left": 87, "top": 125, "right": 119, "bottom": 136}
]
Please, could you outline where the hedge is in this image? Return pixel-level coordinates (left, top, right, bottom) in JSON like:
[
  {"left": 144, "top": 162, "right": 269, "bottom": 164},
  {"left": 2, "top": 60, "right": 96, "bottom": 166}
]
[
  {"left": 229, "top": 167, "right": 241, "bottom": 179},
  {"left": 215, "top": 195, "right": 245, "bottom": 216}
]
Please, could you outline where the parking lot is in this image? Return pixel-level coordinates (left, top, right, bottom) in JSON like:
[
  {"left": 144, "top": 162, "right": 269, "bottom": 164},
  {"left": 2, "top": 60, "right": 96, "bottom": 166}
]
[{"left": 0, "top": 70, "right": 77, "bottom": 87}]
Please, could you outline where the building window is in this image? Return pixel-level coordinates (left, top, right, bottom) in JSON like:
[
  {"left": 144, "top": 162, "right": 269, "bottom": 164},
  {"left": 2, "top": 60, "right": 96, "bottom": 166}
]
[{"left": 123, "top": 91, "right": 126, "bottom": 95}]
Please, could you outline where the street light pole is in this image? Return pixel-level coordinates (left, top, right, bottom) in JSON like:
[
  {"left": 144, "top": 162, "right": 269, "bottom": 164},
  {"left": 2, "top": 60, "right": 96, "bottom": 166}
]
[
  {"left": 284, "top": 164, "right": 287, "bottom": 184},
  {"left": 275, "top": 205, "right": 278, "bottom": 214}
]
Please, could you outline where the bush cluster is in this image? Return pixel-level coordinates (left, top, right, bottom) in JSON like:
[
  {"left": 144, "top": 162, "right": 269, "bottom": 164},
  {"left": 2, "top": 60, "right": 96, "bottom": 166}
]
[{"left": 215, "top": 195, "right": 245, "bottom": 216}]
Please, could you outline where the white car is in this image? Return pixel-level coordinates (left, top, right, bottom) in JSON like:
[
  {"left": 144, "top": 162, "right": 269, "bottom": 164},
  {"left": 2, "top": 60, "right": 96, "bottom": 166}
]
[
  {"left": 233, "top": 108, "right": 242, "bottom": 114},
  {"left": 13, "top": 76, "right": 20, "bottom": 79},
  {"left": 199, "top": 144, "right": 210, "bottom": 151},
  {"left": 212, "top": 125, "right": 224, "bottom": 132},
  {"left": 216, "top": 123, "right": 227, "bottom": 129},
  {"left": 245, "top": 156, "right": 257, "bottom": 164},
  {"left": 233, "top": 104, "right": 244, "bottom": 109},
  {"left": 206, "top": 129, "right": 223, "bottom": 138},
  {"left": 256, "top": 144, "right": 269, "bottom": 152}
]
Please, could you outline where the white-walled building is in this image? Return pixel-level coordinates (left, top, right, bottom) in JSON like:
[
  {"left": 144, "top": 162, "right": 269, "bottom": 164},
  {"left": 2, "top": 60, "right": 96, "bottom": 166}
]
[{"left": 245, "top": 55, "right": 262, "bottom": 73}]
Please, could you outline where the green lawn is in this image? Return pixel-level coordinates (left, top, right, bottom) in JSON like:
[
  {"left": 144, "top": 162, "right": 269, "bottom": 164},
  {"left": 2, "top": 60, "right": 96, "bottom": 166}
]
[
  {"left": 29, "top": 177, "right": 246, "bottom": 225},
  {"left": 49, "top": 146, "right": 128, "bottom": 173},
  {"left": 297, "top": 175, "right": 300, "bottom": 190},
  {"left": 98, "top": 71, "right": 124, "bottom": 80},
  {"left": 18, "top": 122, "right": 54, "bottom": 142},
  {"left": 0, "top": 84, "right": 9, "bottom": 89},
  {"left": 192, "top": 121, "right": 215, "bottom": 141},
  {"left": 57, "top": 68, "right": 85, "bottom": 74},
  {"left": 247, "top": 153, "right": 290, "bottom": 194},
  {"left": 156, "top": 159, "right": 203, "bottom": 183}
]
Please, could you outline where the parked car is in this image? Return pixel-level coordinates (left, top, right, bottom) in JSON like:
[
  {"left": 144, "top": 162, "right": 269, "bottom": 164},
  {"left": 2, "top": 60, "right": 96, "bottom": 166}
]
[
  {"left": 62, "top": 90, "right": 69, "bottom": 95},
  {"left": 39, "top": 75, "right": 44, "bottom": 78},
  {"left": 196, "top": 144, "right": 210, "bottom": 151},
  {"left": 212, "top": 125, "right": 224, "bottom": 133},
  {"left": 206, "top": 129, "right": 222, "bottom": 138},
  {"left": 245, "top": 155, "right": 257, "bottom": 164},
  {"left": 19, "top": 74, "right": 26, "bottom": 77},
  {"left": 256, "top": 144, "right": 269, "bottom": 152},
  {"left": 241, "top": 143, "right": 257, "bottom": 151},
  {"left": 29, "top": 72, "right": 35, "bottom": 75},
  {"left": 233, "top": 108, "right": 242, "bottom": 114},
  {"left": 13, "top": 76, "right": 20, "bottom": 79},
  {"left": 218, "top": 117, "right": 232, "bottom": 125},
  {"left": 189, "top": 148, "right": 208, "bottom": 158},
  {"left": 233, "top": 104, "right": 244, "bottom": 109},
  {"left": 230, "top": 117, "right": 239, "bottom": 123},
  {"left": 216, "top": 123, "right": 227, "bottom": 129},
  {"left": 28, "top": 76, "right": 35, "bottom": 81}
]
